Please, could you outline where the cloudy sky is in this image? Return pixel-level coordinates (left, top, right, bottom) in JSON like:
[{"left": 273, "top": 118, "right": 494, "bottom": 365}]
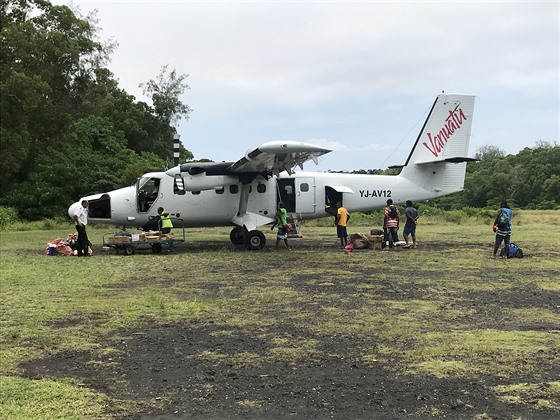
[{"left": 57, "top": 1, "right": 558, "bottom": 172}]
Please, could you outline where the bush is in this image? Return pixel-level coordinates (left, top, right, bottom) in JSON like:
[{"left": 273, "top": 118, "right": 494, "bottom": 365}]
[
  {"left": 536, "top": 200, "right": 557, "bottom": 210},
  {"left": 0, "top": 207, "right": 20, "bottom": 229}
]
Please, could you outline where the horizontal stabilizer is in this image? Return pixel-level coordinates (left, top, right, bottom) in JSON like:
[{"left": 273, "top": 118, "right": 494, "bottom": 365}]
[{"left": 415, "top": 157, "right": 478, "bottom": 166}]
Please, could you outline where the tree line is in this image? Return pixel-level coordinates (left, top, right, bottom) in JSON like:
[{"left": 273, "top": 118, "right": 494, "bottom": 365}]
[
  {"left": 1, "top": 1, "right": 558, "bottom": 222},
  {"left": 439, "top": 143, "right": 559, "bottom": 210},
  {"left": 1, "top": 0, "right": 192, "bottom": 220},
  {"left": 345, "top": 142, "right": 559, "bottom": 211}
]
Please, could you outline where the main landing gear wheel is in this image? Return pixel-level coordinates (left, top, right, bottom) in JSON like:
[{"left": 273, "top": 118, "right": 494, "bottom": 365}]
[
  {"left": 230, "top": 227, "right": 245, "bottom": 245},
  {"left": 244, "top": 230, "right": 266, "bottom": 250},
  {"left": 151, "top": 243, "right": 163, "bottom": 254}
]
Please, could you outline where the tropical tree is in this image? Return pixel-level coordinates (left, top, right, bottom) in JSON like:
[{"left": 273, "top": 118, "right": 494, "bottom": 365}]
[
  {"left": 0, "top": 0, "right": 193, "bottom": 219},
  {"left": 139, "top": 65, "right": 193, "bottom": 162}
]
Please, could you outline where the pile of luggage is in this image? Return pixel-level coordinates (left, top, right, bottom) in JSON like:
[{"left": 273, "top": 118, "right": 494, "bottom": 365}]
[{"left": 45, "top": 232, "right": 92, "bottom": 256}]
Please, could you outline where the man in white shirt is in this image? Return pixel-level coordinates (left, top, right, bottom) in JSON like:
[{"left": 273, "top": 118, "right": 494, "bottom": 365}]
[{"left": 72, "top": 200, "right": 90, "bottom": 256}]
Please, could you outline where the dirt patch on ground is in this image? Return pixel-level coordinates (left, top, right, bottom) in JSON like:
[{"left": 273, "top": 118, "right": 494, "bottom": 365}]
[
  {"left": 22, "top": 321, "right": 558, "bottom": 420},
  {"left": 21, "top": 240, "right": 560, "bottom": 419}
]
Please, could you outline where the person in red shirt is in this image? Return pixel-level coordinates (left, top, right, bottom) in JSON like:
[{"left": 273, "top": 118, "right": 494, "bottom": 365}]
[{"left": 383, "top": 199, "right": 400, "bottom": 250}]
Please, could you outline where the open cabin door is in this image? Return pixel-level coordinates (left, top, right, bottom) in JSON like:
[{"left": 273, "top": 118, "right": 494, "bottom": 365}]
[
  {"left": 325, "top": 185, "right": 354, "bottom": 216},
  {"left": 276, "top": 177, "right": 316, "bottom": 214}
]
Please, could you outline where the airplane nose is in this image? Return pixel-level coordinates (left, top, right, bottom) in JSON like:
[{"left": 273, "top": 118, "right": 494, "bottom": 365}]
[
  {"left": 68, "top": 201, "right": 80, "bottom": 219},
  {"left": 166, "top": 166, "right": 180, "bottom": 177}
]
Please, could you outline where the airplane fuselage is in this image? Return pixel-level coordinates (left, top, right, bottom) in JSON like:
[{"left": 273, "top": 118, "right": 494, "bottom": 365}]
[{"left": 76, "top": 169, "right": 455, "bottom": 229}]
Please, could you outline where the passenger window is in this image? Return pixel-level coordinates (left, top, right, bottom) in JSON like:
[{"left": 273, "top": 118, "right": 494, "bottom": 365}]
[
  {"left": 257, "top": 184, "right": 266, "bottom": 193},
  {"left": 215, "top": 187, "right": 225, "bottom": 194},
  {"left": 230, "top": 185, "right": 239, "bottom": 194},
  {"left": 300, "top": 183, "right": 309, "bottom": 192},
  {"left": 192, "top": 191, "right": 201, "bottom": 195}
]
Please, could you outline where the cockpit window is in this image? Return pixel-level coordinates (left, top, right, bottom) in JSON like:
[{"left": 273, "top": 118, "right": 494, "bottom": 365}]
[{"left": 137, "top": 177, "right": 161, "bottom": 212}]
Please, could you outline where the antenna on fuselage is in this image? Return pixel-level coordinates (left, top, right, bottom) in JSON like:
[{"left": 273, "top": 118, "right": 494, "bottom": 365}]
[{"left": 173, "top": 133, "right": 180, "bottom": 166}]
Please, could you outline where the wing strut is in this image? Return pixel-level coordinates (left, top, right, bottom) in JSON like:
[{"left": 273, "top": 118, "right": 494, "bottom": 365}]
[{"left": 231, "top": 181, "right": 274, "bottom": 232}]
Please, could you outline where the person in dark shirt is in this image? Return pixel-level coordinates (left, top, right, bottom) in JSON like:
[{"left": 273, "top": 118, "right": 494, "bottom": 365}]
[{"left": 403, "top": 200, "right": 419, "bottom": 248}]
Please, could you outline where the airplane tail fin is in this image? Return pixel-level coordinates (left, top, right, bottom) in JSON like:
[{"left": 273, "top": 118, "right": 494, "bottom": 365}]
[{"left": 398, "top": 93, "right": 476, "bottom": 195}]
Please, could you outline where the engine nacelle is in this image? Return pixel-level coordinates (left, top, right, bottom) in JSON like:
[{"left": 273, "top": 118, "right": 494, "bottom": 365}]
[{"left": 183, "top": 174, "right": 239, "bottom": 191}]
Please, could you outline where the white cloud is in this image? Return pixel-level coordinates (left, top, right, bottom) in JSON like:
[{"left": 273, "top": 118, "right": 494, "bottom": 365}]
[{"left": 54, "top": 0, "right": 558, "bottom": 170}]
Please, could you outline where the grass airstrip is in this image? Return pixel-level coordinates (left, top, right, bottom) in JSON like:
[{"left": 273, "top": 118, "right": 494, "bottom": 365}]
[{"left": 0, "top": 210, "right": 559, "bottom": 419}]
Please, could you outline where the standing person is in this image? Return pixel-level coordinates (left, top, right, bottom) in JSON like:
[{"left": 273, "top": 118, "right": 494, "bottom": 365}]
[
  {"left": 72, "top": 199, "right": 90, "bottom": 257},
  {"left": 403, "top": 200, "right": 419, "bottom": 248},
  {"left": 492, "top": 200, "right": 513, "bottom": 258},
  {"left": 335, "top": 201, "right": 350, "bottom": 248},
  {"left": 270, "top": 202, "right": 290, "bottom": 249},
  {"left": 383, "top": 199, "right": 400, "bottom": 250}
]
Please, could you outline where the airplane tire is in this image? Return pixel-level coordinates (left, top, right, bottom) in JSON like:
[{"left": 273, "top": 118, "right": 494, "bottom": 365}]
[
  {"left": 230, "top": 227, "right": 245, "bottom": 245},
  {"left": 244, "top": 230, "right": 266, "bottom": 250}
]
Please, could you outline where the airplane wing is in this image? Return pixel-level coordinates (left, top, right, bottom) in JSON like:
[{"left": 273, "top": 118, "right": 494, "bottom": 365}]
[{"left": 229, "top": 141, "right": 331, "bottom": 175}]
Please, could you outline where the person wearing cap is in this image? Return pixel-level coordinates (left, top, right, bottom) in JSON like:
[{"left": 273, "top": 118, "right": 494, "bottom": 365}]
[
  {"left": 160, "top": 210, "right": 173, "bottom": 234},
  {"left": 72, "top": 199, "right": 90, "bottom": 257}
]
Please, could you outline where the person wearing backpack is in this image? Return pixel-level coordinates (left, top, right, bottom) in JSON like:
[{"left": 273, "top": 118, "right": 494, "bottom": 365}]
[
  {"left": 383, "top": 199, "right": 400, "bottom": 250},
  {"left": 492, "top": 200, "right": 513, "bottom": 258}
]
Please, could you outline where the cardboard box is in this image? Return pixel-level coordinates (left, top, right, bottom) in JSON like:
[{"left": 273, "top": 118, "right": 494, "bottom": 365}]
[
  {"left": 107, "top": 236, "right": 131, "bottom": 244},
  {"left": 131, "top": 233, "right": 146, "bottom": 242},
  {"left": 367, "top": 235, "right": 383, "bottom": 250}
]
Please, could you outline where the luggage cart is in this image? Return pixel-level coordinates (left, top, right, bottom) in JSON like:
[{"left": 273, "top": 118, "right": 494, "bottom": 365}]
[{"left": 103, "top": 218, "right": 185, "bottom": 255}]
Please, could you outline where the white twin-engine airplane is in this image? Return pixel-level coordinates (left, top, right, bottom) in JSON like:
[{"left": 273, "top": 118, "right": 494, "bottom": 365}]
[{"left": 68, "top": 93, "right": 476, "bottom": 250}]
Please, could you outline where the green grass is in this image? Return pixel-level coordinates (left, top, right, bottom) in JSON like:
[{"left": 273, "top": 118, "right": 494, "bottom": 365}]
[
  {"left": 0, "top": 376, "right": 108, "bottom": 420},
  {"left": 1, "top": 210, "right": 559, "bottom": 418}
]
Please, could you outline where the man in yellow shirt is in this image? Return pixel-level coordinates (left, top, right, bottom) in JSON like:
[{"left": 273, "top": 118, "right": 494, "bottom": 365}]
[{"left": 335, "top": 201, "right": 350, "bottom": 248}]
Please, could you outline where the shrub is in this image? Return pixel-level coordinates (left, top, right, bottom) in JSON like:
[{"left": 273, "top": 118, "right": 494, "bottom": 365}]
[{"left": 0, "top": 207, "right": 20, "bottom": 229}]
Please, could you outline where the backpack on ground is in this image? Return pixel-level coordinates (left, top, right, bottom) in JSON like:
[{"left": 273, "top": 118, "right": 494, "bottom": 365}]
[{"left": 500, "top": 242, "right": 523, "bottom": 258}]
